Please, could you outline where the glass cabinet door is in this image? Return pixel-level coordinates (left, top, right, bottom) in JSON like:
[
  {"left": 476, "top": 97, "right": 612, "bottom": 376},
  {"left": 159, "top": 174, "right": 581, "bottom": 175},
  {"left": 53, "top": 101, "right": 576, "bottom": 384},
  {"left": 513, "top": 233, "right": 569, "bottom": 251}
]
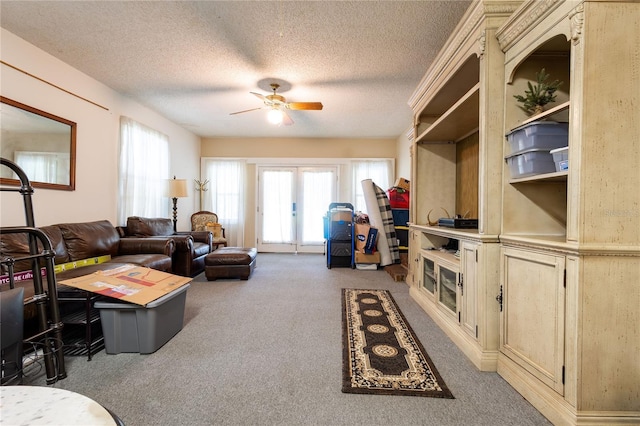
[
  {"left": 422, "top": 257, "right": 436, "bottom": 294},
  {"left": 437, "top": 264, "right": 457, "bottom": 314}
]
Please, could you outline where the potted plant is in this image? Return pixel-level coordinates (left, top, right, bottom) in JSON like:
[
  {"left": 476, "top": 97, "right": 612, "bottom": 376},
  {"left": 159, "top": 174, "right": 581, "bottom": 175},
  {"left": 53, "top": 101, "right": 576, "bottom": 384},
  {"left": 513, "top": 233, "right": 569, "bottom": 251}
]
[{"left": 514, "top": 68, "right": 563, "bottom": 115}]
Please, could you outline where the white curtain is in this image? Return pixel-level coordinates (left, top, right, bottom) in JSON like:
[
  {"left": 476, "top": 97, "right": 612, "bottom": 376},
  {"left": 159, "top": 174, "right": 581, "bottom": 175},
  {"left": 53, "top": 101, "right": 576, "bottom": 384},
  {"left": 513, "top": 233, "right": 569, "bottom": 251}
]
[
  {"left": 352, "top": 159, "right": 393, "bottom": 213},
  {"left": 202, "top": 159, "right": 246, "bottom": 247},
  {"left": 300, "top": 169, "right": 334, "bottom": 244},
  {"left": 118, "top": 116, "right": 170, "bottom": 225}
]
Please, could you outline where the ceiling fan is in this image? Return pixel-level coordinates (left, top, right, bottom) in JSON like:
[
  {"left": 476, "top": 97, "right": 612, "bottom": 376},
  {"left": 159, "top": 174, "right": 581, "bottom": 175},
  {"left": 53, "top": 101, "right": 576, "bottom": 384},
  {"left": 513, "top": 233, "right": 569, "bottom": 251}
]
[{"left": 230, "top": 83, "right": 323, "bottom": 126}]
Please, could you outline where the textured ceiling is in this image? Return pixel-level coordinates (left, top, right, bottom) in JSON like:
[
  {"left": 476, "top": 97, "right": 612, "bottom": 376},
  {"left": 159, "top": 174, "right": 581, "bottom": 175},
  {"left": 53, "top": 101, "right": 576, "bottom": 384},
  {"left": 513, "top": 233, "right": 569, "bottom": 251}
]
[{"left": 1, "top": 1, "right": 471, "bottom": 139}]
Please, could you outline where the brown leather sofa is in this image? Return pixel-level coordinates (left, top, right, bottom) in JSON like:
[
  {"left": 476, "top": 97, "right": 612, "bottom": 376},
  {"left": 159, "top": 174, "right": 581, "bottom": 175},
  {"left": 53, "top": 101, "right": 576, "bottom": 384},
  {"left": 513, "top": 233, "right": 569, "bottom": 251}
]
[
  {"left": 0, "top": 219, "right": 175, "bottom": 319},
  {"left": 118, "top": 216, "right": 213, "bottom": 277}
]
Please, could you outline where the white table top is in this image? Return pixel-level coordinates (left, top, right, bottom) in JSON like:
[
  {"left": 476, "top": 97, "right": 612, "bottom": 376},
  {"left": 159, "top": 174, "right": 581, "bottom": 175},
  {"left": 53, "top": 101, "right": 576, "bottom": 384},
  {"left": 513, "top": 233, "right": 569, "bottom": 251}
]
[{"left": 0, "top": 385, "right": 117, "bottom": 425}]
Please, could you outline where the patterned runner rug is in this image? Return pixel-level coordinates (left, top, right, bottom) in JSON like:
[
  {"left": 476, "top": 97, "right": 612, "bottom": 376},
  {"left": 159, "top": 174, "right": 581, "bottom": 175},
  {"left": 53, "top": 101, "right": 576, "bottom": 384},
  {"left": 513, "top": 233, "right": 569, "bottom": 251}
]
[{"left": 342, "top": 288, "right": 454, "bottom": 398}]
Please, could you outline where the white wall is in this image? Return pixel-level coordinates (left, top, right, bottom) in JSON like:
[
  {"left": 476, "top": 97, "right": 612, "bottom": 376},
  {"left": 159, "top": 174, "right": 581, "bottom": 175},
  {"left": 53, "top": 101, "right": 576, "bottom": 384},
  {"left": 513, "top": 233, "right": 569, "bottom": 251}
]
[
  {"left": 395, "top": 127, "right": 412, "bottom": 183},
  {"left": 0, "top": 28, "right": 201, "bottom": 230}
]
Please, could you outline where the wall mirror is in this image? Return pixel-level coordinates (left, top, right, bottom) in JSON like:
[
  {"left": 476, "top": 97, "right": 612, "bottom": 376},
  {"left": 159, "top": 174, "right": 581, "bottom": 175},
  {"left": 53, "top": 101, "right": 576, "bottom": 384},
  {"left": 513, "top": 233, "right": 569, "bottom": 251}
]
[{"left": 0, "top": 96, "right": 76, "bottom": 191}]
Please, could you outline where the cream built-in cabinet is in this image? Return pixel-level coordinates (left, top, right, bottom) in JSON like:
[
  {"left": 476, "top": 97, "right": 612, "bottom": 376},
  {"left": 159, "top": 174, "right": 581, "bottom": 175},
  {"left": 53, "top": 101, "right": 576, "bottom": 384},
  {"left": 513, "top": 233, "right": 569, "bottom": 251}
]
[
  {"left": 495, "top": 1, "right": 640, "bottom": 424},
  {"left": 407, "top": 0, "right": 521, "bottom": 372},
  {"left": 409, "top": 0, "right": 639, "bottom": 424}
]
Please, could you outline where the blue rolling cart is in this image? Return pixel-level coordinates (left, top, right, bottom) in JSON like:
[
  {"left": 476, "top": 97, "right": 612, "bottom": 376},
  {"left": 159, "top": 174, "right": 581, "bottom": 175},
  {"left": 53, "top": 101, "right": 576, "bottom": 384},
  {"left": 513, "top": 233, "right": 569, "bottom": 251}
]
[{"left": 325, "top": 203, "right": 355, "bottom": 269}]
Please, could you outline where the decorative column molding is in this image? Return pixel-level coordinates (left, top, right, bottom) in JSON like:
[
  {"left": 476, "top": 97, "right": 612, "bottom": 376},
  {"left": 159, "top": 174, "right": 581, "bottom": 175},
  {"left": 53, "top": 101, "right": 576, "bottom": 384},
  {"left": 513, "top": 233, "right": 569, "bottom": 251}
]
[
  {"left": 406, "top": 127, "right": 415, "bottom": 159},
  {"left": 569, "top": 3, "right": 584, "bottom": 46},
  {"left": 478, "top": 30, "right": 487, "bottom": 59}
]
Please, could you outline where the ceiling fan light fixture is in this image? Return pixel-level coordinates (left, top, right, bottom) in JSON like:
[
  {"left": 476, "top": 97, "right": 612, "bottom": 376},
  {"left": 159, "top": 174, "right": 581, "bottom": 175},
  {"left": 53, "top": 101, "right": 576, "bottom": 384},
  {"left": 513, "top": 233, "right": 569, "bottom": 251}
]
[
  {"left": 267, "top": 108, "right": 284, "bottom": 125},
  {"left": 230, "top": 82, "right": 321, "bottom": 126}
]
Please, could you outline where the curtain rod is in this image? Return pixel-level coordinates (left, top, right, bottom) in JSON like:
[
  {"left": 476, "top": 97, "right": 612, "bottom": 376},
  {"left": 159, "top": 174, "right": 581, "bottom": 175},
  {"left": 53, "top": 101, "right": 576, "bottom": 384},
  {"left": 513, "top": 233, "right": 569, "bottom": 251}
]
[{"left": 1, "top": 60, "right": 109, "bottom": 111}]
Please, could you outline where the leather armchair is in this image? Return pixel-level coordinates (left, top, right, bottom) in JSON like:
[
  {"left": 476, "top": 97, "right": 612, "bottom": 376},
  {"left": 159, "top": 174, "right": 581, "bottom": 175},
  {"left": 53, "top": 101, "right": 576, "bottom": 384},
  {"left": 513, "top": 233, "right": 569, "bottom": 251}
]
[{"left": 120, "top": 216, "right": 213, "bottom": 277}]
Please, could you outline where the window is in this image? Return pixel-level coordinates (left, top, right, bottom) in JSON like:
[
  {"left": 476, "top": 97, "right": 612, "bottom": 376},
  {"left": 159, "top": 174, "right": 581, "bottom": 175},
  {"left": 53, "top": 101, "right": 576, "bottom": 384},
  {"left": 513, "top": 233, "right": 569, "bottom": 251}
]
[
  {"left": 352, "top": 159, "right": 393, "bottom": 213},
  {"left": 118, "top": 117, "right": 170, "bottom": 224},
  {"left": 201, "top": 159, "right": 246, "bottom": 247}
]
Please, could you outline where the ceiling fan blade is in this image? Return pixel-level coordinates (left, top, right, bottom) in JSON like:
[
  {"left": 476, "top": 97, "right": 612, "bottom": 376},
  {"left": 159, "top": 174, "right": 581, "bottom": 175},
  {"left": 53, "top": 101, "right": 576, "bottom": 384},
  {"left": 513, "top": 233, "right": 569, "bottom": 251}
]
[
  {"left": 251, "top": 92, "right": 267, "bottom": 101},
  {"left": 229, "top": 107, "right": 263, "bottom": 115},
  {"left": 281, "top": 110, "right": 294, "bottom": 126},
  {"left": 286, "top": 102, "right": 323, "bottom": 111}
]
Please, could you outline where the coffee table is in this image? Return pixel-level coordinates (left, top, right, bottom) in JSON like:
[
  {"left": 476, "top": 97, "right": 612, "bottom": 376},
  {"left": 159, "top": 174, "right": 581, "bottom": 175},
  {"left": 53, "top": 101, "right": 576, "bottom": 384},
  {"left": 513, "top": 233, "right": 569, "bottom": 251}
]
[{"left": 0, "top": 385, "right": 123, "bottom": 425}]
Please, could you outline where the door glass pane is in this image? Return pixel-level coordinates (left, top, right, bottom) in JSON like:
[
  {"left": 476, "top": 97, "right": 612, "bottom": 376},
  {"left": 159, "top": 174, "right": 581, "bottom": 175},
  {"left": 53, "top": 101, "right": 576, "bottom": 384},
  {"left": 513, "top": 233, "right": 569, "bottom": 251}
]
[
  {"left": 439, "top": 266, "right": 457, "bottom": 313},
  {"left": 300, "top": 170, "right": 334, "bottom": 245},
  {"left": 262, "top": 170, "right": 293, "bottom": 243},
  {"left": 422, "top": 257, "right": 435, "bottom": 294}
]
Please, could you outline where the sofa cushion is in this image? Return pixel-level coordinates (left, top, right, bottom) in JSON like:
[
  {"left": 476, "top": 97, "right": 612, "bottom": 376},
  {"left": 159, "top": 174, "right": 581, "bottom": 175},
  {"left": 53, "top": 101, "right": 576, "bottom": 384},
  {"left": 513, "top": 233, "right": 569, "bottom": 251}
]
[
  {"left": 126, "top": 216, "right": 174, "bottom": 237},
  {"left": 0, "top": 225, "right": 70, "bottom": 273},
  {"left": 57, "top": 220, "right": 120, "bottom": 261},
  {"left": 112, "top": 254, "right": 172, "bottom": 272}
]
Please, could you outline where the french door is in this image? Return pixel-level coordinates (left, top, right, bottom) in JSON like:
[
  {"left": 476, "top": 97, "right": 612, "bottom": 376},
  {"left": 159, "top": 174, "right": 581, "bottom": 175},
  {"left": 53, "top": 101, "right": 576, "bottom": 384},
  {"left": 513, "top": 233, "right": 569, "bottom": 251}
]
[{"left": 257, "top": 166, "right": 337, "bottom": 253}]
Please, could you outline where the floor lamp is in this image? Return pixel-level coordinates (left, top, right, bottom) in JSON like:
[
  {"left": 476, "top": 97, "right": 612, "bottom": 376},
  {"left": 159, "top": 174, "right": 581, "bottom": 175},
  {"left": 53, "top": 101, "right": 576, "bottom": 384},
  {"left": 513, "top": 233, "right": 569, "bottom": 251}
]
[{"left": 168, "top": 176, "right": 188, "bottom": 232}]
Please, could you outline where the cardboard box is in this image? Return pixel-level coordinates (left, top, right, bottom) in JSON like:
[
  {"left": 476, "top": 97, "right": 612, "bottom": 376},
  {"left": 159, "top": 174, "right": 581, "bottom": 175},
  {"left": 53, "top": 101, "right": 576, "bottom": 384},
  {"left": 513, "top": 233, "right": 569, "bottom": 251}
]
[
  {"left": 58, "top": 264, "right": 192, "bottom": 306},
  {"left": 355, "top": 251, "right": 381, "bottom": 264},
  {"left": 394, "top": 177, "right": 410, "bottom": 192},
  {"left": 331, "top": 210, "right": 352, "bottom": 222},
  {"left": 355, "top": 223, "right": 378, "bottom": 254}
]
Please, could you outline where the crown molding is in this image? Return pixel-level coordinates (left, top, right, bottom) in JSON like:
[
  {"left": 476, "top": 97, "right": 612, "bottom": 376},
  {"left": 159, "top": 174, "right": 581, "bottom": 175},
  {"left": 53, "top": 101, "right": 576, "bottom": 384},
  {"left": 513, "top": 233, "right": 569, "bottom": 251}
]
[{"left": 496, "top": 0, "right": 569, "bottom": 51}]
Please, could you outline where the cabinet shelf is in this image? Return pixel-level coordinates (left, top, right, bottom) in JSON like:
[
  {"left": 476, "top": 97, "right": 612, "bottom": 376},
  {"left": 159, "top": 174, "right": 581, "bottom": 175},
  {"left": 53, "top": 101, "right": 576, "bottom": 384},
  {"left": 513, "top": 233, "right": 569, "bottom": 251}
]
[
  {"left": 509, "top": 170, "right": 568, "bottom": 184},
  {"left": 421, "top": 248, "right": 459, "bottom": 266},
  {"left": 62, "top": 329, "right": 104, "bottom": 358},
  {"left": 414, "top": 224, "right": 500, "bottom": 244},
  {"left": 61, "top": 308, "right": 101, "bottom": 325},
  {"left": 416, "top": 83, "right": 480, "bottom": 143},
  {"left": 440, "top": 276, "right": 457, "bottom": 293},
  {"left": 499, "top": 234, "right": 570, "bottom": 253},
  {"left": 512, "top": 101, "right": 570, "bottom": 130}
]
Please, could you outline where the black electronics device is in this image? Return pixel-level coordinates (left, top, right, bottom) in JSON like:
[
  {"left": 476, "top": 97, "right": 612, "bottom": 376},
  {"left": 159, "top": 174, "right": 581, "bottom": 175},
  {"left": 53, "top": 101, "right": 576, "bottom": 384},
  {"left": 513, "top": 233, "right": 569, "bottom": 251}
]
[{"left": 438, "top": 218, "right": 478, "bottom": 229}]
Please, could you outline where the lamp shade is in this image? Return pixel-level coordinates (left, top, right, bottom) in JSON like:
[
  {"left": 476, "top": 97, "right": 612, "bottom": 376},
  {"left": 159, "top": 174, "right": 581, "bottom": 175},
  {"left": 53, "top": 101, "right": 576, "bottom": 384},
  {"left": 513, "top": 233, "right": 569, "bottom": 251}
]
[{"left": 168, "top": 178, "right": 188, "bottom": 198}]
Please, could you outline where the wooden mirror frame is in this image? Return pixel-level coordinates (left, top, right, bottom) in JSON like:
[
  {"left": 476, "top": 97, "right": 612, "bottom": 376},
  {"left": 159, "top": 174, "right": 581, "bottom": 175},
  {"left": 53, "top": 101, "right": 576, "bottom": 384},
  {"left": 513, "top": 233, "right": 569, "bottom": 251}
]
[{"left": 0, "top": 96, "right": 76, "bottom": 191}]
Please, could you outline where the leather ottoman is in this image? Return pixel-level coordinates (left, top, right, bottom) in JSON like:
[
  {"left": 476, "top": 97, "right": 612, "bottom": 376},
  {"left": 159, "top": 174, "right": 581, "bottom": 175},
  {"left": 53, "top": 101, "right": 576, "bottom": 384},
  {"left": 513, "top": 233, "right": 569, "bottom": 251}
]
[{"left": 204, "top": 247, "right": 257, "bottom": 281}]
